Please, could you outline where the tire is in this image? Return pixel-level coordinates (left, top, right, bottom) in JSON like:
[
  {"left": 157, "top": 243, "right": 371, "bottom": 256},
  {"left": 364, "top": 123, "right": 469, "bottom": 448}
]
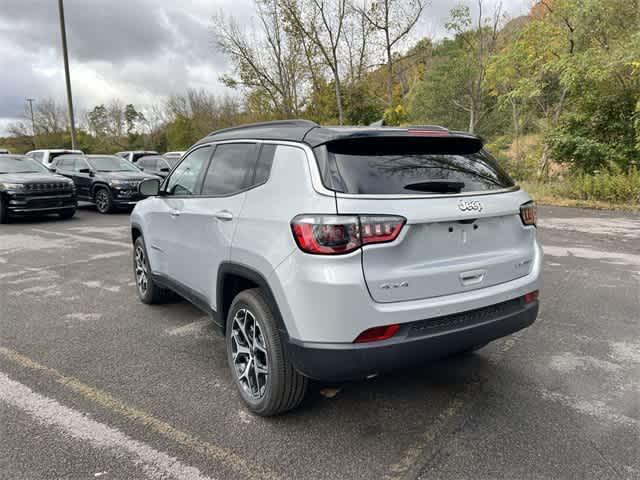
[
  {"left": 226, "top": 288, "right": 308, "bottom": 416},
  {"left": 0, "top": 196, "right": 9, "bottom": 224},
  {"left": 94, "top": 187, "right": 113, "bottom": 214},
  {"left": 58, "top": 208, "right": 76, "bottom": 220},
  {"left": 133, "top": 236, "right": 173, "bottom": 304}
]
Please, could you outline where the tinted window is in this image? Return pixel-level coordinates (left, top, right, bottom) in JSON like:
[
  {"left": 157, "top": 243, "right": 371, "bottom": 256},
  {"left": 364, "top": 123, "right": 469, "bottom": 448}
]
[
  {"left": 315, "top": 137, "right": 514, "bottom": 195},
  {"left": 56, "top": 156, "right": 75, "bottom": 170},
  {"left": 74, "top": 158, "right": 90, "bottom": 172},
  {"left": 201, "top": 143, "right": 257, "bottom": 196},
  {"left": 254, "top": 144, "right": 276, "bottom": 185},
  {"left": 165, "top": 146, "right": 211, "bottom": 196},
  {"left": 139, "top": 158, "right": 156, "bottom": 170}
]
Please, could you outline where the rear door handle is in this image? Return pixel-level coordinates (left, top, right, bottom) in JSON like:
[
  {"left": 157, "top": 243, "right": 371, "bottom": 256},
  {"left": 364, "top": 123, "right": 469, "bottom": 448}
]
[{"left": 214, "top": 210, "right": 233, "bottom": 221}]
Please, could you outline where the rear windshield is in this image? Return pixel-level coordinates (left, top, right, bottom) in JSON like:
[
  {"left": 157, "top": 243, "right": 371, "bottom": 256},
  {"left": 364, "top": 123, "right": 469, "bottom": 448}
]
[{"left": 314, "top": 137, "right": 514, "bottom": 195}]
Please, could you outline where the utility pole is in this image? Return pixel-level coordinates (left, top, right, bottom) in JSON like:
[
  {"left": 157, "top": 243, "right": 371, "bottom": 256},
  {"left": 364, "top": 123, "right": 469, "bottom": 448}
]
[
  {"left": 58, "top": 0, "right": 77, "bottom": 150},
  {"left": 26, "top": 98, "right": 36, "bottom": 148}
]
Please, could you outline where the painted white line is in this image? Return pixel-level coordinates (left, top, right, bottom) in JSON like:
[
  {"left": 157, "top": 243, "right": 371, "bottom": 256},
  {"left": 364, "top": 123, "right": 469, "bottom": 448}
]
[
  {"left": 544, "top": 245, "right": 640, "bottom": 267},
  {"left": 0, "top": 371, "right": 213, "bottom": 480},
  {"left": 0, "top": 346, "right": 275, "bottom": 480},
  {"left": 31, "top": 228, "right": 131, "bottom": 248}
]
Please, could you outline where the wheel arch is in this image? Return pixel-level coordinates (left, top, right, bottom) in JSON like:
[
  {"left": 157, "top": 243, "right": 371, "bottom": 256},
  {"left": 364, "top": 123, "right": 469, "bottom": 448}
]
[
  {"left": 217, "top": 262, "right": 289, "bottom": 338},
  {"left": 91, "top": 182, "right": 111, "bottom": 197}
]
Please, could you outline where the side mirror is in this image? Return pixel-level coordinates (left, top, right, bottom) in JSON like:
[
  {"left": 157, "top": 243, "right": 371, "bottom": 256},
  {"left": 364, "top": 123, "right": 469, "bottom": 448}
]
[
  {"left": 160, "top": 167, "right": 170, "bottom": 172},
  {"left": 49, "top": 167, "right": 57, "bottom": 173},
  {"left": 139, "top": 178, "right": 161, "bottom": 197},
  {"left": 78, "top": 168, "right": 94, "bottom": 176}
]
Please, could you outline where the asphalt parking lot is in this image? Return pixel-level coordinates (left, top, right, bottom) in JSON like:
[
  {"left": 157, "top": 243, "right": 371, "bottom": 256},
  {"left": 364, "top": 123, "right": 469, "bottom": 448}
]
[{"left": 1, "top": 204, "right": 638, "bottom": 480}]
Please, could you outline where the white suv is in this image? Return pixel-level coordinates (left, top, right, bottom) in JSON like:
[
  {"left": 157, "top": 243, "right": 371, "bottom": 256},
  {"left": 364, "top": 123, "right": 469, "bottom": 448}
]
[
  {"left": 131, "top": 120, "right": 542, "bottom": 415},
  {"left": 27, "top": 149, "right": 84, "bottom": 167}
]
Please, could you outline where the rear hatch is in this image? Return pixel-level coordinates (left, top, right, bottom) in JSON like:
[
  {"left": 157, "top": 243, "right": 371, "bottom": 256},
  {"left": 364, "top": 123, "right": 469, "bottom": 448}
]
[{"left": 314, "top": 134, "right": 536, "bottom": 303}]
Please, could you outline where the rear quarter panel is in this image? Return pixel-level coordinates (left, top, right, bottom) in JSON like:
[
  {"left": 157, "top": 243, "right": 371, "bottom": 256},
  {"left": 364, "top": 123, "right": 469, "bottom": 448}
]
[{"left": 230, "top": 143, "right": 336, "bottom": 280}]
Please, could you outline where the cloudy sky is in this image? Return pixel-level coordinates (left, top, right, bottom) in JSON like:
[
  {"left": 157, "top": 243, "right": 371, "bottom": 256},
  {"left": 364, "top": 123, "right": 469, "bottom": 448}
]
[{"left": 0, "top": 0, "right": 530, "bottom": 135}]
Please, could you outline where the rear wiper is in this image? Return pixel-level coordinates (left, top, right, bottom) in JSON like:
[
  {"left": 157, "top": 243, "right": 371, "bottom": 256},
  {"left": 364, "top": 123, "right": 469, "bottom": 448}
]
[{"left": 403, "top": 180, "right": 465, "bottom": 194}]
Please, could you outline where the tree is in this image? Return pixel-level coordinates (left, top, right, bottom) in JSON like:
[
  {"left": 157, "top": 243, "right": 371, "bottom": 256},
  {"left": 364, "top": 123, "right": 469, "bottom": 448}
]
[
  {"left": 445, "top": 0, "right": 503, "bottom": 133},
  {"left": 213, "top": 0, "right": 306, "bottom": 118},
  {"left": 357, "top": 0, "right": 425, "bottom": 107},
  {"left": 282, "top": 0, "right": 349, "bottom": 124}
]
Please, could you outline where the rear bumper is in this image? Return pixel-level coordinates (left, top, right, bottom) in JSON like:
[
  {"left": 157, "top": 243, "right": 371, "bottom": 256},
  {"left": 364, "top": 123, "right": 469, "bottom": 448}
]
[{"left": 287, "top": 299, "right": 538, "bottom": 382}]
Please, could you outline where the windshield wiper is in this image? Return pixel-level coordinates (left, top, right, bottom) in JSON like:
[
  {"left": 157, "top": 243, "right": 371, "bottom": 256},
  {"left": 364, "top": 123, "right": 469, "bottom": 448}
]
[{"left": 403, "top": 180, "right": 465, "bottom": 194}]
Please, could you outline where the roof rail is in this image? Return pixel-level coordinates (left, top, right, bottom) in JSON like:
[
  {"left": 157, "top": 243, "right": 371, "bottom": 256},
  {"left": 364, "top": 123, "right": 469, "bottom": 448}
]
[
  {"left": 207, "top": 119, "right": 319, "bottom": 137},
  {"left": 406, "top": 125, "right": 449, "bottom": 131}
]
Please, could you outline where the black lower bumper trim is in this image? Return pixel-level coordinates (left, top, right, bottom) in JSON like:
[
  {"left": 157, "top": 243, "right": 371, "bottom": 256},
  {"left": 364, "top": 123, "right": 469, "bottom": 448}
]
[{"left": 287, "top": 300, "right": 538, "bottom": 382}]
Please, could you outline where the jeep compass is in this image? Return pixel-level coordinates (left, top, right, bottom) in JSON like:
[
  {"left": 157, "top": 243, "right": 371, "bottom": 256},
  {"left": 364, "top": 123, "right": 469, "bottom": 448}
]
[{"left": 131, "top": 120, "right": 542, "bottom": 415}]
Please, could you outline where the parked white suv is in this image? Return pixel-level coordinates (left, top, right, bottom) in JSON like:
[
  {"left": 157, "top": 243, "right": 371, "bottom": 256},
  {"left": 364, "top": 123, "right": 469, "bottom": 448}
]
[
  {"left": 116, "top": 151, "right": 158, "bottom": 164},
  {"left": 27, "top": 149, "right": 84, "bottom": 167},
  {"left": 131, "top": 120, "right": 542, "bottom": 415}
]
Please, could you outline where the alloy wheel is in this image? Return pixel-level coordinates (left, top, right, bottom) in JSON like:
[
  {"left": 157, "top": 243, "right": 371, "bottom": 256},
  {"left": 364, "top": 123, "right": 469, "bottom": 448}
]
[
  {"left": 134, "top": 245, "right": 148, "bottom": 295},
  {"left": 230, "top": 308, "right": 269, "bottom": 399},
  {"left": 96, "top": 190, "right": 109, "bottom": 212}
]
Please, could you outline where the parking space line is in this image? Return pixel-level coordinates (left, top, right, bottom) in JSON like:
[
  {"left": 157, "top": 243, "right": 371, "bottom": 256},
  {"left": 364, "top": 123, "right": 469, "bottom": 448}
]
[
  {"left": 0, "top": 371, "right": 213, "bottom": 480},
  {"left": 31, "top": 228, "right": 131, "bottom": 248},
  {"left": 0, "top": 346, "right": 278, "bottom": 480}
]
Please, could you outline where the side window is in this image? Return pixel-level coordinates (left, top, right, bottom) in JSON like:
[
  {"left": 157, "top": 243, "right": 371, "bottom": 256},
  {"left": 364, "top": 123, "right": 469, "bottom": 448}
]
[
  {"left": 159, "top": 159, "right": 171, "bottom": 171},
  {"left": 57, "top": 157, "right": 71, "bottom": 170},
  {"left": 201, "top": 143, "right": 258, "bottom": 196},
  {"left": 138, "top": 158, "right": 152, "bottom": 170},
  {"left": 165, "top": 147, "right": 211, "bottom": 196},
  {"left": 254, "top": 144, "right": 276, "bottom": 185},
  {"left": 31, "top": 152, "right": 44, "bottom": 162},
  {"left": 74, "top": 158, "right": 89, "bottom": 172}
]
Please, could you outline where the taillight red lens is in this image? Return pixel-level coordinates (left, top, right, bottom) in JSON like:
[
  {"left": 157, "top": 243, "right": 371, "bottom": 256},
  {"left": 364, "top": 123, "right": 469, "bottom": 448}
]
[
  {"left": 520, "top": 202, "right": 537, "bottom": 226},
  {"left": 291, "top": 215, "right": 405, "bottom": 255},
  {"left": 354, "top": 324, "right": 400, "bottom": 343},
  {"left": 360, "top": 216, "right": 406, "bottom": 245},
  {"left": 524, "top": 290, "right": 539, "bottom": 304}
]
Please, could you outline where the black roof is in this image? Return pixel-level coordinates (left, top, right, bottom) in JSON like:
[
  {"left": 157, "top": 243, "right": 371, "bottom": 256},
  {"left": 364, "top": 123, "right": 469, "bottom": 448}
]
[{"left": 196, "top": 120, "right": 482, "bottom": 148}]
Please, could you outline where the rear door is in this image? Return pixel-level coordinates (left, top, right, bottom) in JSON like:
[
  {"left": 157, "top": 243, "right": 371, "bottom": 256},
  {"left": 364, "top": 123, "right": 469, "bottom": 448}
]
[
  {"left": 318, "top": 136, "right": 536, "bottom": 303},
  {"left": 170, "top": 142, "right": 258, "bottom": 302}
]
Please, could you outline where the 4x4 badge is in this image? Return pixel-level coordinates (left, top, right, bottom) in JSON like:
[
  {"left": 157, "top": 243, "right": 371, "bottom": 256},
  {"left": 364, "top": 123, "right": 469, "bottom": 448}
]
[{"left": 458, "top": 199, "right": 484, "bottom": 213}]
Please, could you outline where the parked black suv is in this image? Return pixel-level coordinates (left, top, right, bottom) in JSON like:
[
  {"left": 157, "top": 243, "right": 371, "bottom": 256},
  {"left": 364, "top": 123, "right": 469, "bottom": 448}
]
[
  {"left": 51, "top": 154, "right": 160, "bottom": 213},
  {"left": 0, "top": 154, "right": 76, "bottom": 223},
  {"left": 135, "top": 155, "right": 178, "bottom": 178}
]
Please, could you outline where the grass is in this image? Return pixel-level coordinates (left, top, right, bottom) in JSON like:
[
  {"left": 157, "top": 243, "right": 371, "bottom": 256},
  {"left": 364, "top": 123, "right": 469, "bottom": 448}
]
[{"left": 520, "top": 174, "right": 640, "bottom": 212}]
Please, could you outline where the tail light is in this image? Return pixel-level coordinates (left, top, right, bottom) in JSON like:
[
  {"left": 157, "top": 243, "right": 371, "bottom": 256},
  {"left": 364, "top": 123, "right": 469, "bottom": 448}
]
[
  {"left": 291, "top": 214, "right": 406, "bottom": 255},
  {"left": 519, "top": 202, "right": 537, "bottom": 226},
  {"left": 354, "top": 324, "right": 400, "bottom": 343},
  {"left": 524, "top": 290, "right": 539, "bottom": 304}
]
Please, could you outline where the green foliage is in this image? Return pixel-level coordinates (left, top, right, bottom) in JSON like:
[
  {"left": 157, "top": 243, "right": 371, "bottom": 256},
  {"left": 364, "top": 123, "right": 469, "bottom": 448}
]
[
  {"left": 166, "top": 115, "right": 196, "bottom": 150},
  {"left": 383, "top": 104, "right": 408, "bottom": 126},
  {"left": 524, "top": 165, "right": 640, "bottom": 206}
]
